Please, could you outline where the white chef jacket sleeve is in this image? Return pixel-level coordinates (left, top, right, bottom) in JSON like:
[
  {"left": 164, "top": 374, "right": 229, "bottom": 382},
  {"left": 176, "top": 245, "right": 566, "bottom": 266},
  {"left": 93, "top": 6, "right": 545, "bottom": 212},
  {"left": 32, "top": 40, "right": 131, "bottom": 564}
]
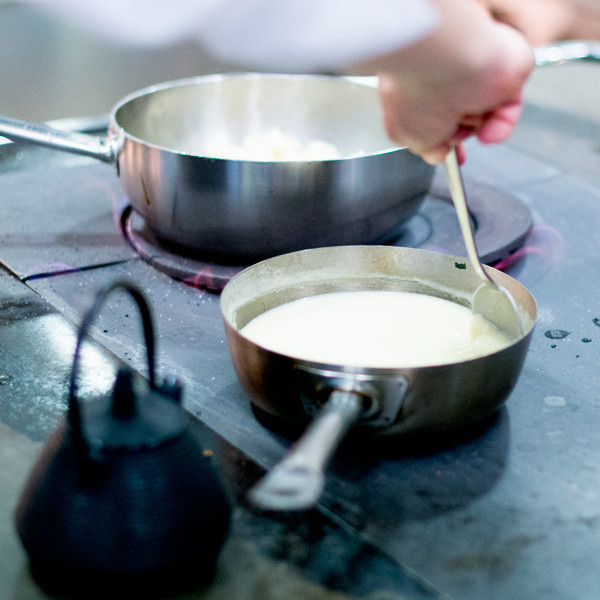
[
  {"left": 33, "top": 0, "right": 438, "bottom": 71},
  {"left": 198, "top": 0, "right": 439, "bottom": 71}
]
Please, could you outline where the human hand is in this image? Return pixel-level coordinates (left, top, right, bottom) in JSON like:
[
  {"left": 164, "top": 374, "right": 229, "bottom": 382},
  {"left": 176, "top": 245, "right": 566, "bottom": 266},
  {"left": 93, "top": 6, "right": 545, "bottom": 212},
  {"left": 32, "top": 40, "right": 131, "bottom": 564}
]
[
  {"left": 354, "top": 0, "right": 534, "bottom": 164},
  {"left": 376, "top": 71, "right": 526, "bottom": 164}
]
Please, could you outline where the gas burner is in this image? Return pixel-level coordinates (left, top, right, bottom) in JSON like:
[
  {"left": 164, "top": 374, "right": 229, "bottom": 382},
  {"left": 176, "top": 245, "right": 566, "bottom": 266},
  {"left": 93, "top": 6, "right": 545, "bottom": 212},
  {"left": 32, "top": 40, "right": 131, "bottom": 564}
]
[
  {"left": 121, "top": 179, "right": 532, "bottom": 293},
  {"left": 400, "top": 178, "right": 533, "bottom": 264},
  {"left": 121, "top": 206, "right": 245, "bottom": 293}
]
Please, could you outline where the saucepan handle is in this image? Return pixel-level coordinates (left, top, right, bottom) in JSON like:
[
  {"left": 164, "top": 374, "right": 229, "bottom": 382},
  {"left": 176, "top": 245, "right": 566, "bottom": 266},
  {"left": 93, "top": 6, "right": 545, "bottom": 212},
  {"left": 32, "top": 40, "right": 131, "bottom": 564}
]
[
  {"left": 0, "top": 114, "right": 116, "bottom": 163},
  {"left": 534, "top": 40, "right": 600, "bottom": 67},
  {"left": 248, "top": 389, "right": 364, "bottom": 511}
]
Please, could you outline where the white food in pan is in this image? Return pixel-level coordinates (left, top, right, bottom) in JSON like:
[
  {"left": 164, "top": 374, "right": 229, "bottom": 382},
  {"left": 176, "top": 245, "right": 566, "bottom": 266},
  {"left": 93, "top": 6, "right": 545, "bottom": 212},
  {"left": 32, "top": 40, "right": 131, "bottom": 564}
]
[
  {"left": 202, "top": 127, "right": 341, "bottom": 161},
  {"left": 241, "top": 290, "right": 512, "bottom": 367}
]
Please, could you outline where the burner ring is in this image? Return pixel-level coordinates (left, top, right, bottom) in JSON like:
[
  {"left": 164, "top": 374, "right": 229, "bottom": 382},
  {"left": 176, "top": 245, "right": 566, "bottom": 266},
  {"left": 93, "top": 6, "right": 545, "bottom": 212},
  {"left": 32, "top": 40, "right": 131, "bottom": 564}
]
[
  {"left": 411, "top": 177, "right": 533, "bottom": 264},
  {"left": 121, "top": 180, "right": 533, "bottom": 293},
  {"left": 120, "top": 206, "right": 245, "bottom": 293}
]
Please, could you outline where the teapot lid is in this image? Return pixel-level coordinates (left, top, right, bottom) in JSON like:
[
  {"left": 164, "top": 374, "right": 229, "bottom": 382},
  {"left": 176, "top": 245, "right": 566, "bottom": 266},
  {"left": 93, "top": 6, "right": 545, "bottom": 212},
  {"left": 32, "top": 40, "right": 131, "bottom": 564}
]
[{"left": 81, "top": 367, "right": 187, "bottom": 453}]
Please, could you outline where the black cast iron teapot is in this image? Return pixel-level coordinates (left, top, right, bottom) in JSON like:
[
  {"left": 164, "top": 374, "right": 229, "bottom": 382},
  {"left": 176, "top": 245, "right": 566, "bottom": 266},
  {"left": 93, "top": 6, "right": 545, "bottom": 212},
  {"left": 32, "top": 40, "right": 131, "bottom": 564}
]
[{"left": 15, "top": 280, "right": 231, "bottom": 595}]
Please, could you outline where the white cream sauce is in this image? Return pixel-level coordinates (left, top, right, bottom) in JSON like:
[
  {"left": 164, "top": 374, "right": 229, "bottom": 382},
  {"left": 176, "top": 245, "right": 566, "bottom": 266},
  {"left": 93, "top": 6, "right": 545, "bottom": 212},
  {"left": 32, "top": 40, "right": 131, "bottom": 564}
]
[{"left": 240, "top": 290, "right": 513, "bottom": 367}]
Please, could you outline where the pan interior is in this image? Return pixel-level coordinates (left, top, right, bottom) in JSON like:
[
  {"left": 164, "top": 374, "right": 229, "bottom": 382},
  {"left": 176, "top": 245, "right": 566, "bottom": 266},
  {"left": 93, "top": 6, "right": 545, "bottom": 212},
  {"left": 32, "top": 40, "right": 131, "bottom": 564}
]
[
  {"left": 221, "top": 246, "right": 536, "bottom": 337},
  {"left": 112, "top": 74, "right": 398, "bottom": 159},
  {"left": 231, "top": 275, "right": 469, "bottom": 332}
]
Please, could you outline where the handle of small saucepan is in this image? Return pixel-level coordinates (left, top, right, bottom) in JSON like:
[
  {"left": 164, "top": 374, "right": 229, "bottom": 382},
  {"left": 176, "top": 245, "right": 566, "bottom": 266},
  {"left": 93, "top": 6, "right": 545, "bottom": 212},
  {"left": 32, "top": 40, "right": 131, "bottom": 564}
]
[
  {"left": 0, "top": 114, "right": 115, "bottom": 163},
  {"left": 248, "top": 389, "right": 364, "bottom": 511}
]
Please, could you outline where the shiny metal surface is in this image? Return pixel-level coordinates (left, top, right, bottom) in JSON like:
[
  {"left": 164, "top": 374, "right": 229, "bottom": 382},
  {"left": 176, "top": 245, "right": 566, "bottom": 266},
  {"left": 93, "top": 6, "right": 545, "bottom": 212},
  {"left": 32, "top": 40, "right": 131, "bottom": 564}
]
[
  {"left": 0, "top": 74, "right": 434, "bottom": 259},
  {"left": 444, "top": 146, "right": 523, "bottom": 339},
  {"left": 534, "top": 40, "right": 600, "bottom": 66},
  {"left": 221, "top": 245, "right": 536, "bottom": 439},
  {"left": 249, "top": 389, "right": 364, "bottom": 511},
  {"left": 221, "top": 245, "right": 535, "bottom": 509}
]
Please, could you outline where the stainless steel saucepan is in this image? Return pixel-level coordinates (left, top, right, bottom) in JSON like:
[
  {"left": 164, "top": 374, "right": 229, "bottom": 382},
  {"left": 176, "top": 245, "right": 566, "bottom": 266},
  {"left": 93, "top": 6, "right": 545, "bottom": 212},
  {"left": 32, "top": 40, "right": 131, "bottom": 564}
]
[
  {"left": 220, "top": 245, "right": 536, "bottom": 510},
  {"left": 0, "top": 74, "right": 434, "bottom": 259}
]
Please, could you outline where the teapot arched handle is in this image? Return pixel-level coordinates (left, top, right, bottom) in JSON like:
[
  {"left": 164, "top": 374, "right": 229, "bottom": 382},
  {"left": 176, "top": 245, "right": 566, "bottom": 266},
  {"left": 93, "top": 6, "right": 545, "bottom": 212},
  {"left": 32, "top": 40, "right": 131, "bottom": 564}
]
[{"left": 67, "top": 280, "right": 157, "bottom": 456}]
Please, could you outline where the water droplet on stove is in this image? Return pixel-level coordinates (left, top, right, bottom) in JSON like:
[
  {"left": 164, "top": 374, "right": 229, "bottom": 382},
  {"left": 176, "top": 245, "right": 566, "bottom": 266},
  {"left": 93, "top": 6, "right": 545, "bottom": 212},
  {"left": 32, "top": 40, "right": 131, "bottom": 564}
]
[
  {"left": 544, "top": 329, "right": 570, "bottom": 340},
  {"left": 582, "top": 338, "right": 592, "bottom": 343},
  {"left": 545, "top": 396, "right": 566, "bottom": 407},
  {"left": 593, "top": 318, "right": 600, "bottom": 327}
]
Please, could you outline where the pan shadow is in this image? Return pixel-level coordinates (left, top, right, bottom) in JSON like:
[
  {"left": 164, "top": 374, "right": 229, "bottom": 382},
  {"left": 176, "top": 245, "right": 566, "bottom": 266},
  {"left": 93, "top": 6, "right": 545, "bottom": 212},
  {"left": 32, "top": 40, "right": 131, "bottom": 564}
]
[{"left": 251, "top": 404, "right": 510, "bottom": 527}]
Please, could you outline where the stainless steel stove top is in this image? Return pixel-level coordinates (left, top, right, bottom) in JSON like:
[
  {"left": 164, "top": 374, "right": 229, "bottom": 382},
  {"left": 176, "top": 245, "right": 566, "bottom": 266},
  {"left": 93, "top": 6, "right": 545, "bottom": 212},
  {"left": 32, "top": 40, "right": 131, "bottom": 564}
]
[{"left": 3, "top": 102, "right": 600, "bottom": 599}]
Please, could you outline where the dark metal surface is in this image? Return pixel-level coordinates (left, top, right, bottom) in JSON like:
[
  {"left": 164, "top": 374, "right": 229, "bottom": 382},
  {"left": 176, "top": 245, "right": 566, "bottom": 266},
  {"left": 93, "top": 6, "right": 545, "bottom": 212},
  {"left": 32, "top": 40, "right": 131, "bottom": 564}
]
[
  {"left": 2, "top": 101, "right": 600, "bottom": 600},
  {"left": 0, "top": 267, "right": 438, "bottom": 600},
  {"left": 1, "top": 7, "right": 600, "bottom": 594}
]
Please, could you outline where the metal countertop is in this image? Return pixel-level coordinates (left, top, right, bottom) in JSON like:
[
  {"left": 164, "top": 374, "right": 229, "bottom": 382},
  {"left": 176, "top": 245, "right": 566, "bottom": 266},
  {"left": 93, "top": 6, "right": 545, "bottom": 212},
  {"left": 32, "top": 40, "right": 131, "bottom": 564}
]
[{"left": 3, "top": 5, "right": 600, "bottom": 600}]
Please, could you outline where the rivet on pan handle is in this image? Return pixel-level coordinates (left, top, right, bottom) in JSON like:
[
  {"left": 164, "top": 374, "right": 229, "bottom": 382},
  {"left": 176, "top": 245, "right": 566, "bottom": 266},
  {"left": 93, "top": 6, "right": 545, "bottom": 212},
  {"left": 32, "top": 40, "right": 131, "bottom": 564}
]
[{"left": 297, "top": 367, "right": 408, "bottom": 428}]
